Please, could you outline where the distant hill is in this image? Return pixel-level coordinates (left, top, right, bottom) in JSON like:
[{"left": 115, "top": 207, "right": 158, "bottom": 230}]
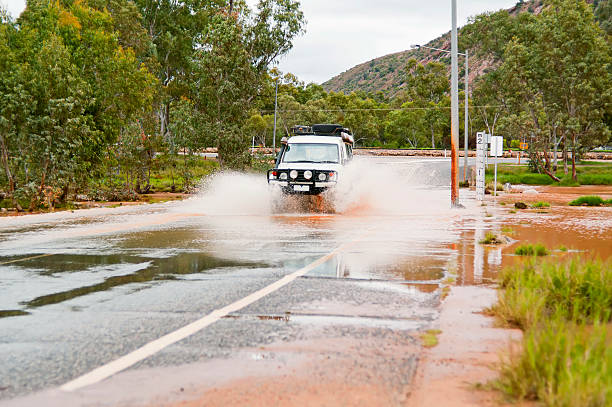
[{"left": 322, "top": 0, "right": 604, "bottom": 96}]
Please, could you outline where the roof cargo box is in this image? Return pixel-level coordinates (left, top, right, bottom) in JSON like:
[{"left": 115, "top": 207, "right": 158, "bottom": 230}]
[{"left": 312, "top": 124, "right": 348, "bottom": 135}]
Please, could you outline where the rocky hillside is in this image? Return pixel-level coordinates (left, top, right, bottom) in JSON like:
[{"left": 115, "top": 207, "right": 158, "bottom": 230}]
[{"left": 322, "top": 0, "right": 605, "bottom": 96}]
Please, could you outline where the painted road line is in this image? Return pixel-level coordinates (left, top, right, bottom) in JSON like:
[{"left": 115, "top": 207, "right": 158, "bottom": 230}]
[
  {"left": 0, "top": 253, "right": 55, "bottom": 265},
  {"left": 60, "top": 237, "right": 362, "bottom": 392}
]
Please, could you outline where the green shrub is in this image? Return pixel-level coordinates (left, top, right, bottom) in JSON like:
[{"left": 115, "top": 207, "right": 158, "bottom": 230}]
[
  {"left": 514, "top": 243, "right": 548, "bottom": 257},
  {"left": 558, "top": 176, "right": 581, "bottom": 186},
  {"left": 496, "top": 259, "right": 612, "bottom": 328},
  {"left": 479, "top": 232, "right": 502, "bottom": 245},
  {"left": 496, "top": 319, "right": 611, "bottom": 406},
  {"left": 531, "top": 201, "right": 550, "bottom": 208},
  {"left": 569, "top": 195, "right": 605, "bottom": 206},
  {"left": 577, "top": 173, "right": 612, "bottom": 185}
]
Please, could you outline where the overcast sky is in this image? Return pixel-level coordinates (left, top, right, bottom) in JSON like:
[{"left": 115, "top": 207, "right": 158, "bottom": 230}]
[{"left": 2, "top": 0, "right": 517, "bottom": 84}]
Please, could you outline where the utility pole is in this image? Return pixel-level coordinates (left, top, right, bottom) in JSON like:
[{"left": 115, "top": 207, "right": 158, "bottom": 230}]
[
  {"left": 464, "top": 49, "right": 469, "bottom": 183},
  {"left": 273, "top": 78, "right": 278, "bottom": 152},
  {"left": 450, "top": 0, "right": 460, "bottom": 207}
]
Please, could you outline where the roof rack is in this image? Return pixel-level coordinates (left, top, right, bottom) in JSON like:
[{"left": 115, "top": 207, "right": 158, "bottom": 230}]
[{"left": 289, "top": 124, "right": 354, "bottom": 144}]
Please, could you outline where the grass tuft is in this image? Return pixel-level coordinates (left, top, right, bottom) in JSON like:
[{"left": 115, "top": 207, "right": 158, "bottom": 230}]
[
  {"left": 569, "top": 195, "right": 604, "bottom": 206},
  {"left": 420, "top": 329, "right": 442, "bottom": 348},
  {"left": 479, "top": 232, "right": 503, "bottom": 245},
  {"left": 495, "top": 259, "right": 612, "bottom": 329},
  {"left": 496, "top": 319, "right": 611, "bottom": 406},
  {"left": 514, "top": 243, "right": 548, "bottom": 257},
  {"left": 531, "top": 201, "right": 550, "bottom": 209},
  {"left": 492, "top": 258, "right": 612, "bottom": 405}
]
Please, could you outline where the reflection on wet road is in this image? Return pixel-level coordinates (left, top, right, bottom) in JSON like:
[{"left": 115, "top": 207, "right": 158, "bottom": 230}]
[{"left": 0, "top": 156, "right": 610, "bottom": 404}]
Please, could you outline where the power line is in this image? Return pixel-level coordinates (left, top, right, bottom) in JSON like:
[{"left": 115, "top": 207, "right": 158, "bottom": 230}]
[{"left": 257, "top": 105, "right": 504, "bottom": 114}]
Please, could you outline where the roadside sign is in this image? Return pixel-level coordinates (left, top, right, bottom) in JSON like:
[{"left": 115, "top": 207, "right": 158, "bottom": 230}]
[
  {"left": 490, "top": 136, "right": 504, "bottom": 157},
  {"left": 476, "top": 132, "right": 486, "bottom": 201},
  {"left": 520, "top": 142, "right": 528, "bottom": 150}
]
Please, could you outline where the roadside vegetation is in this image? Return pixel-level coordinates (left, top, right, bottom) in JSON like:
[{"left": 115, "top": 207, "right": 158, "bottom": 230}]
[
  {"left": 569, "top": 195, "right": 612, "bottom": 206},
  {"left": 514, "top": 243, "right": 548, "bottom": 256},
  {"left": 491, "top": 256, "right": 612, "bottom": 405},
  {"left": 485, "top": 162, "right": 612, "bottom": 186}
]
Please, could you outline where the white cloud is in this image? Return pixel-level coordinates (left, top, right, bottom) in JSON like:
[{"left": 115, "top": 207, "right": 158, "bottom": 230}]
[{"left": 3, "top": 0, "right": 518, "bottom": 83}]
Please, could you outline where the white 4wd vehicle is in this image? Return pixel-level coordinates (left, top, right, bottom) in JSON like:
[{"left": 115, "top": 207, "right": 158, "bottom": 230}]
[{"left": 267, "top": 124, "right": 354, "bottom": 195}]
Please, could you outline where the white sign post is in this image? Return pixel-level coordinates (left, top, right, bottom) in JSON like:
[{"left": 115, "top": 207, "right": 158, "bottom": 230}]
[
  {"left": 476, "top": 132, "right": 486, "bottom": 201},
  {"left": 491, "top": 135, "right": 504, "bottom": 199}
]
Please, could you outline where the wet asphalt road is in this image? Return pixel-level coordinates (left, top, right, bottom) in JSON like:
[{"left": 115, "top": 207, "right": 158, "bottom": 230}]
[{"left": 0, "top": 156, "right": 488, "bottom": 404}]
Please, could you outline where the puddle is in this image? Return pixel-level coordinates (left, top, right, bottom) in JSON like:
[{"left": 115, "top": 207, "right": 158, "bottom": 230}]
[
  {"left": 290, "top": 314, "right": 424, "bottom": 331},
  {"left": 455, "top": 206, "right": 612, "bottom": 285},
  {"left": 224, "top": 313, "right": 422, "bottom": 330},
  {"left": 18, "top": 253, "right": 267, "bottom": 309}
]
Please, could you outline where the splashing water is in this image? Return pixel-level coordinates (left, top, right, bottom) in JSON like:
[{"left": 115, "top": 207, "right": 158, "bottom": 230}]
[
  {"left": 177, "top": 156, "right": 461, "bottom": 217},
  {"left": 330, "top": 157, "right": 452, "bottom": 215}
]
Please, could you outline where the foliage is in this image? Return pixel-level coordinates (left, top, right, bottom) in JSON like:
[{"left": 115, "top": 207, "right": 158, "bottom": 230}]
[
  {"left": 569, "top": 195, "right": 606, "bottom": 206},
  {"left": 497, "top": 318, "right": 611, "bottom": 406},
  {"left": 530, "top": 201, "right": 550, "bottom": 208},
  {"left": 514, "top": 243, "right": 549, "bottom": 256},
  {"left": 479, "top": 232, "right": 503, "bottom": 245},
  {"left": 462, "top": 0, "right": 612, "bottom": 183},
  {"left": 496, "top": 258, "right": 611, "bottom": 327},
  {"left": 420, "top": 329, "right": 442, "bottom": 348},
  {"left": 485, "top": 162, "right": 612, "bottom": 185},
  {"left": 493, "top": 258, "right": 612, "bottom": 405},
  {"left": 0, "top": 0, "right": 157, "bottom": 210}
]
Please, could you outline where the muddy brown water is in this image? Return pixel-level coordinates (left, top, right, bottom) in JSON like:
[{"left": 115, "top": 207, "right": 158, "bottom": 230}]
[{"left": 456, "top": 205, "right": 612, "bottom": 285}]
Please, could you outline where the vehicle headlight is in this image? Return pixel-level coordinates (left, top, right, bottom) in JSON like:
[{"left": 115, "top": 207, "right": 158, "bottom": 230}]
[
  {"left": 289, "top": 170, "right": 298, "bottom": 179},
  {"left": 318, "top": 173, "right": 327, "bottom": 181},
  {"left": 304, "top": 170, "right": 312, "bottom": 180},
  {"left": 328, "top": 172, "right": 337, "bottom": 181},
  {"left": 279, "top": 172, "right": 287, "bottom": 180}
]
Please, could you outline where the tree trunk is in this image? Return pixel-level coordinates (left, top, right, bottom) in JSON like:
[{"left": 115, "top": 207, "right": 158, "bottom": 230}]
[
  {"left": 539, "top": 151, "right": 561, "bottom": 182},
  {"left": 431, "top": 125, "right": 435, "bottom": 149},
  {"left": 0, "top": 133, "right": 21, "bottom": 211},
  {"left": 571, "top": 134, "right": 577, "bottom": 181},
  {"left": 552, "top": 128, "right": 558, "bottom": 172},
  {"left": 563, "top": 135, "right": 568, "bottom": 175},
  {"left": 30, "top": 158, "right": 49, "bottom": 211}
]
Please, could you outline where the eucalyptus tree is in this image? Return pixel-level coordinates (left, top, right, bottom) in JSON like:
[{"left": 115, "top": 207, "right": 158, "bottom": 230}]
[
  {"left": 498, "top": 0, "right": 611, "bottom": 181},
  {"left": 0, "top": 0, "right": 156, "bottom": 208},
  {"left": 188, "top": 0, "right": 304, "bottom": 168},
  {"left": 404, "top": 59, "right": 450, "bottom": 148}
]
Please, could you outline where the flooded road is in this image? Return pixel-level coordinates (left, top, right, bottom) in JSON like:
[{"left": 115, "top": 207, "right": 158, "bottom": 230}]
[{"left": 0, "top": 156, "right": 610, "bottom": 406}]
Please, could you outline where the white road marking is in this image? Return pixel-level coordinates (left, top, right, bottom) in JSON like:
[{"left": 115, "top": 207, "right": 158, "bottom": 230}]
[{"left": 60, "top": 239, "right": 359, "bottom": 392}]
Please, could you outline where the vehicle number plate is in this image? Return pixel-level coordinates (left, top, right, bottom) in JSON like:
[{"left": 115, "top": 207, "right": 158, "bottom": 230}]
[{"left": 293, "top": 185, "right": 310, "bottom": 192}]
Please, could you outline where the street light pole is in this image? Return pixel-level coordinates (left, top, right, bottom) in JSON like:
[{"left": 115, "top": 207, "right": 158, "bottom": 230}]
[
  {"left": 464, "top": 49, "right": 469, "bottom": 183},
  {"left": 273, "top": 78, "right": 278, "bottom": 152},
  {"left": 450, "top": 0, "right": 460, "bottom": 207}
]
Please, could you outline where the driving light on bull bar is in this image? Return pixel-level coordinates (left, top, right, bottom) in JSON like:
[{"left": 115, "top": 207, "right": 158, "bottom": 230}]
[
  {"left": 279, "top": 172, "right": 287, "bottom": 180},
  {"left": 318, "top": 173, "right": 327, "bottom": 181},
  {"left": 289, "top": 170, "right": 298, "bottom": 179},
  {"left": 304, "top": 170, "right": 312, "bottom": 180},
  {"left": 328, "top": 172, "right": 337, "bottom": 181}
]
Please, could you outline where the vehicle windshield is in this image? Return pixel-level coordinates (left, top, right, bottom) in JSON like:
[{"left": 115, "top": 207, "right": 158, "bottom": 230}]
[{"left": 282, "top": 143, "right": 340, "bottom": 164}]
